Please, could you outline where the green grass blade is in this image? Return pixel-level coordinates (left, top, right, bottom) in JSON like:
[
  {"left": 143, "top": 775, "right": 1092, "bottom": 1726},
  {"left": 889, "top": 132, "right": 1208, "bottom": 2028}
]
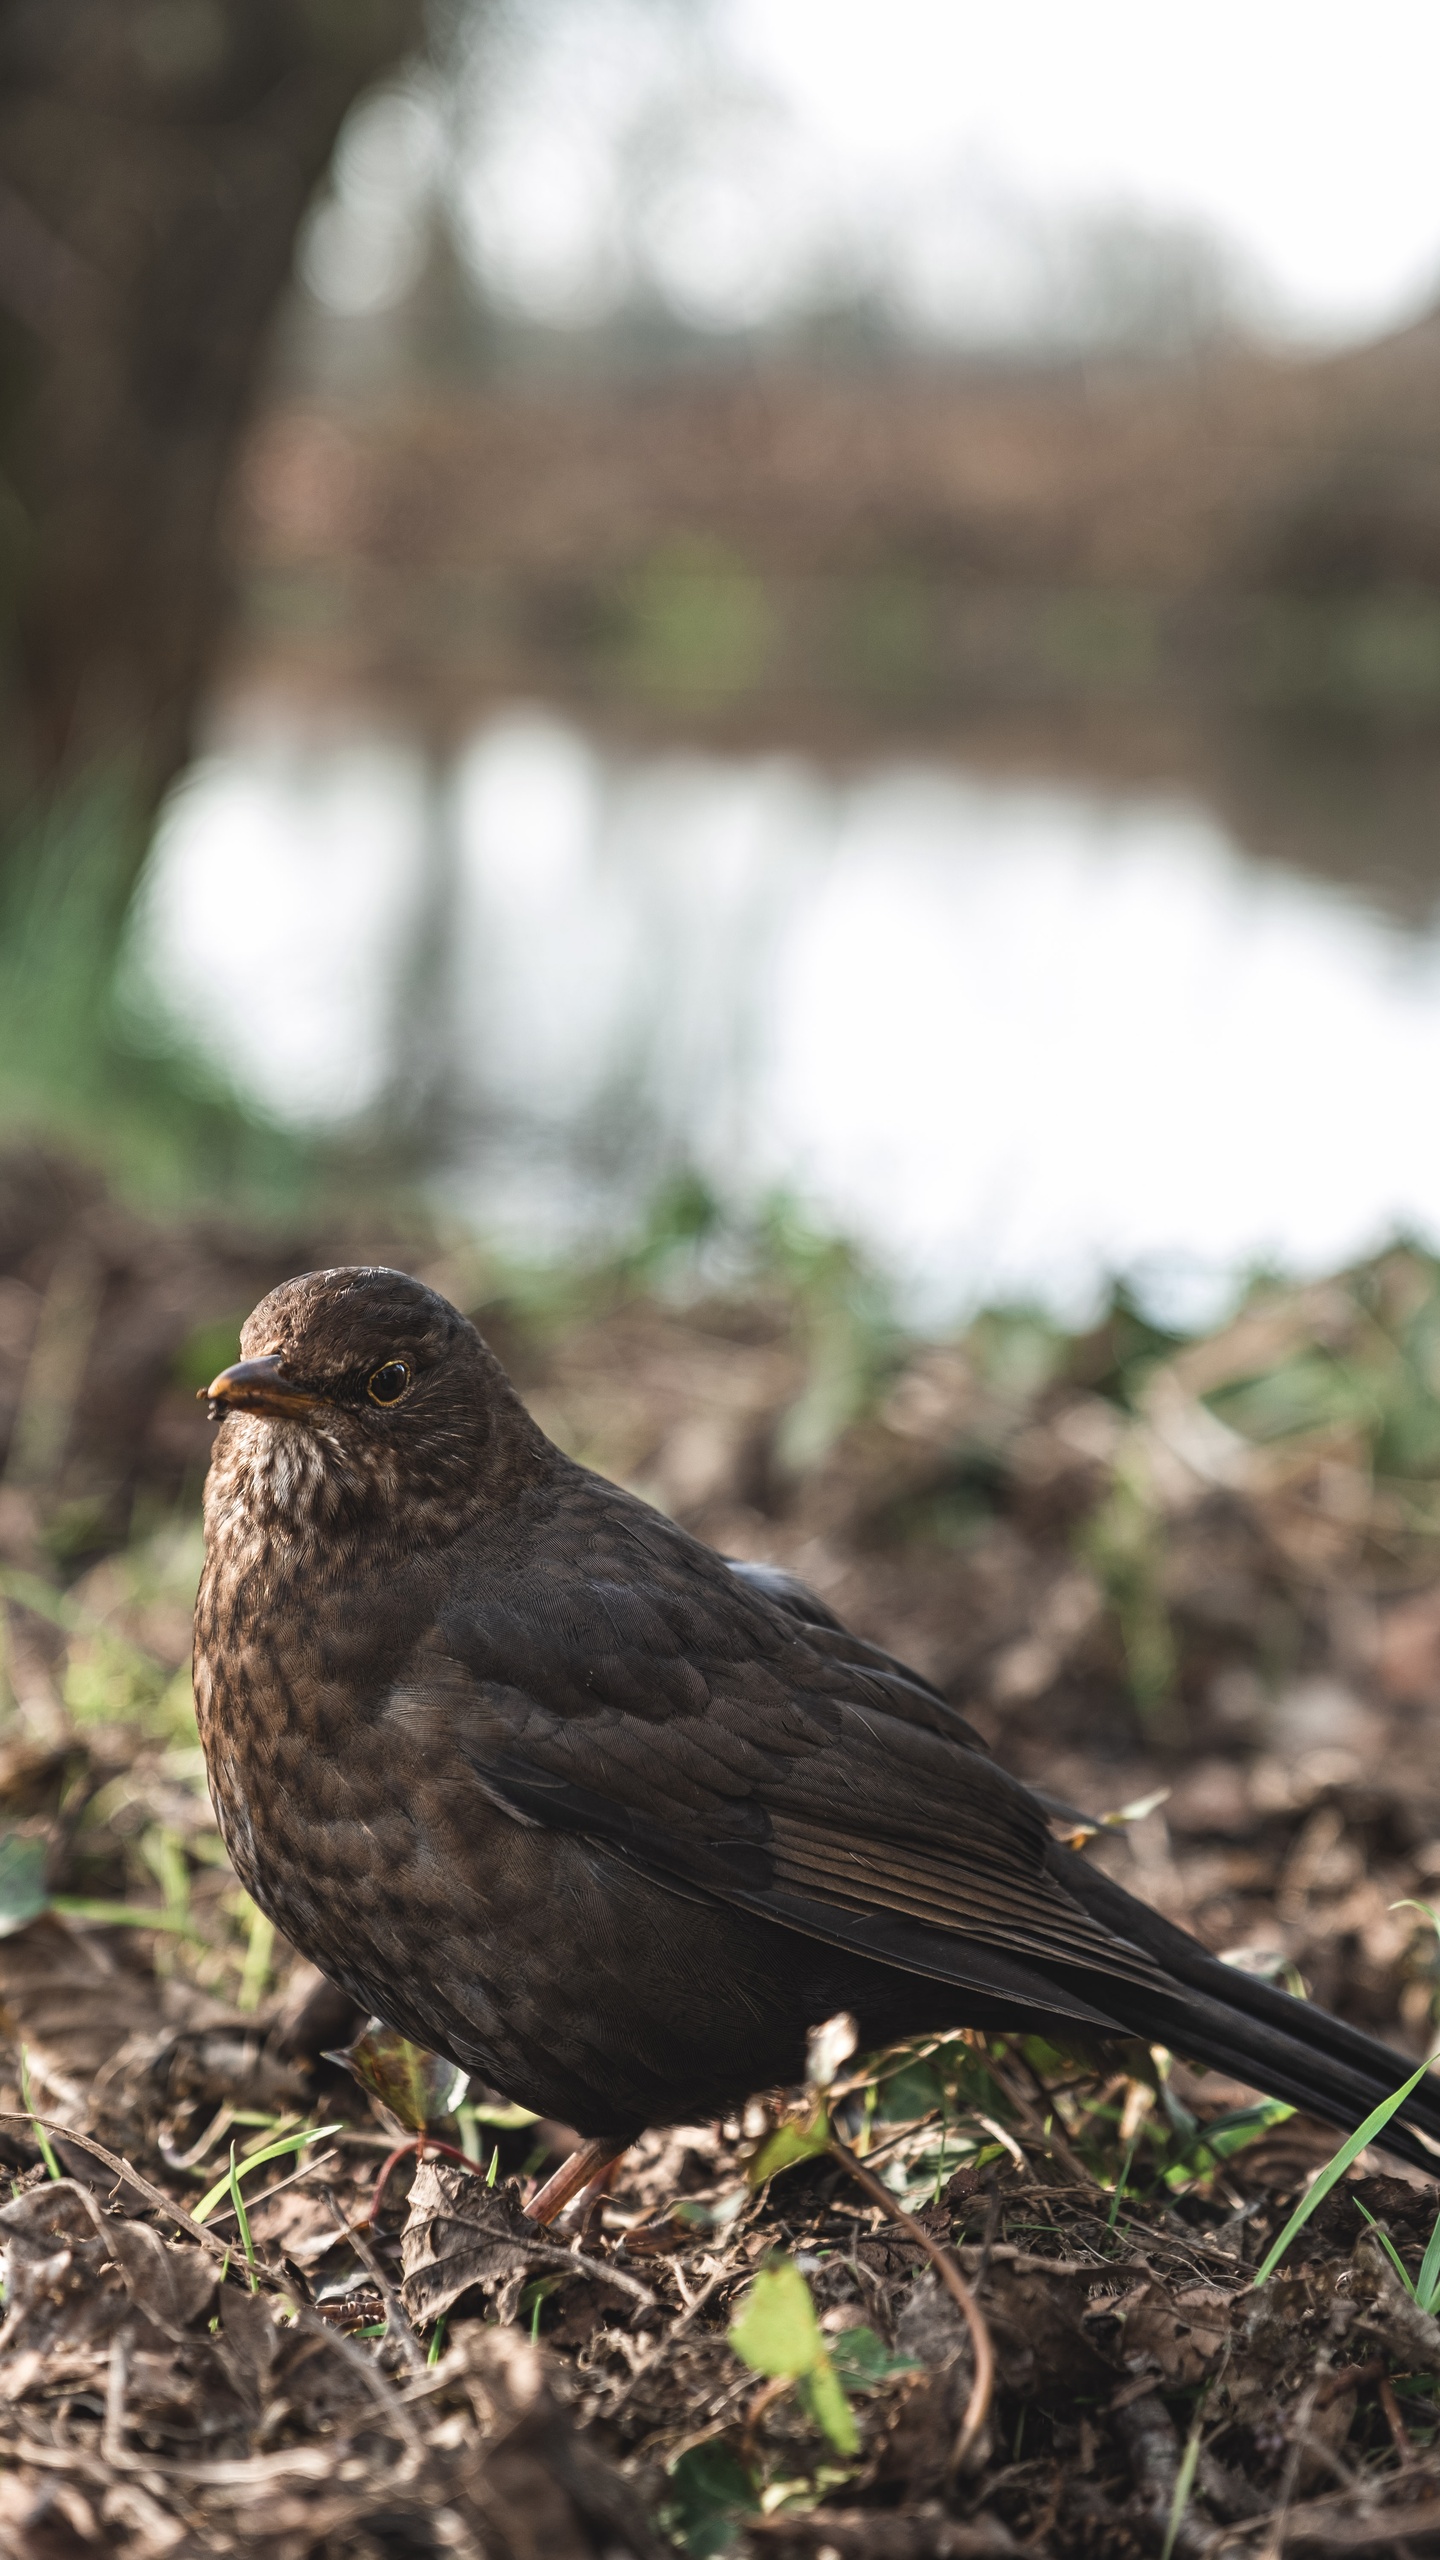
[
  {"left": 236, "top": 1905, "right": 275, "bottom": 2012},
  {"left": 1417, "top": 2209, "right": 1440, "bottom": 2313},
  {"left": 1354, "top": 2200, "right": 1417, "bottom": 2299},
  {"left": 227, "top": 2142, "right": 257, "bottom": 2288},
  {"left": 1160, "top": 2411, "right": 1203, "bottom": 2560},
  {"left": 51, "top": 1897, "right": 203, "bottom": 1939},
  {"left": 1107, "top": 2128, "right": 1141, "bottom": 2227},
  {"left": 1252, "top": 2059, "right": 1430, "bottom": 2287},
  {"left": 192, "top": 2125, "right": 338, "bottom": 2224}
]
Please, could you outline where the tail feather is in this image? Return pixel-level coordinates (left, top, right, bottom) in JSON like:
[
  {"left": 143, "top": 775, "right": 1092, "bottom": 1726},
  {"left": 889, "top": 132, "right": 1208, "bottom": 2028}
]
[{"left": 1049, "top": 1843, "right": 1440, "bottom": 2171}]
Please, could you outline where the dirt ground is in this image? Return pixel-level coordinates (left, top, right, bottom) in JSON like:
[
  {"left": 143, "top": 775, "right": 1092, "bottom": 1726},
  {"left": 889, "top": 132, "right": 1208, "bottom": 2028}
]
[{"left": 5, "top": 1147, "right": 1440, "bottom": 2557}]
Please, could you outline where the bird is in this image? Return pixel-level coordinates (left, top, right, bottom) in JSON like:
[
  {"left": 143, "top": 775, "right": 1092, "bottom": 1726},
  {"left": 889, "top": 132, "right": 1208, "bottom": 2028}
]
[{"left": 193, "top": 1264, "right": 1440, "bottom": 2220}]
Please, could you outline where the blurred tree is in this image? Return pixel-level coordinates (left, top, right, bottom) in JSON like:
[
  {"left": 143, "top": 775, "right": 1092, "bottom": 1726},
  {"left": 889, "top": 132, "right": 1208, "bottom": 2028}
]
[{"left": 0, "top": 0, "right": 424, "bottom": 888}]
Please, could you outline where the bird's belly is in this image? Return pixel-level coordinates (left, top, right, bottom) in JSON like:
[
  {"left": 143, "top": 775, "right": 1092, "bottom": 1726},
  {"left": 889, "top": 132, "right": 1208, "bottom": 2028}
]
[
  {"left": 196, "top": 1640, "right": 954, "bottom": 2139},
  {"left": 205, "top": 1716, "right": 877, "bottom": 2135},
  {"left": 197, "top": 1699, "right": 768, "bottom": 2140}
]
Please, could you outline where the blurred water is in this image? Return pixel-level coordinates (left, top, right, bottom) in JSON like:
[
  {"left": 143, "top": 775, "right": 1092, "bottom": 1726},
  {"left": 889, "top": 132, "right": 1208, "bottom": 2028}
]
[{"left": 135, "top": 698, "right": 1440, "bottom": 1326}]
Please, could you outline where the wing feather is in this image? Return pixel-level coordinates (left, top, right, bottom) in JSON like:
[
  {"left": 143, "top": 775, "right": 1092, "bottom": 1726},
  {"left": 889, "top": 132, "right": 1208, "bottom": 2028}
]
[{"left": 410, "top": 1477, "right": 1165, "bottom": 2012}]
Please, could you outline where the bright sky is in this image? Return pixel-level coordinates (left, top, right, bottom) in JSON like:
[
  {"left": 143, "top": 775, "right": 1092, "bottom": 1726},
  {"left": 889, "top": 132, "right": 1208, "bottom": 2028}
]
[
  {"left": 308, "top": 1, "right": 1440, "bottom": 351},
  {"left": 725, "top": 0, "right": 1440, "bottom": 337}
]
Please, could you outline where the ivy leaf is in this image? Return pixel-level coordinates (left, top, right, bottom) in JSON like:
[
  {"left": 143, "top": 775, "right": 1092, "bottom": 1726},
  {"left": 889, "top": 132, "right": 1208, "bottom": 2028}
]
[
  {"left": 830, "top": 2325, "right": 921, "bottom": 2389},
  {"left": 661, "top": 2443, "right": 758, "bottom": 2557}
]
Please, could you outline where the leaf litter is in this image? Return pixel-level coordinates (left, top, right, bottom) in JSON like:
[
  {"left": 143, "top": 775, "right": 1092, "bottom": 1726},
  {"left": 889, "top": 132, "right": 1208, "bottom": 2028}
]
[{"left": 9, "top": 1157, "right": 1440, "bottom": 2549}]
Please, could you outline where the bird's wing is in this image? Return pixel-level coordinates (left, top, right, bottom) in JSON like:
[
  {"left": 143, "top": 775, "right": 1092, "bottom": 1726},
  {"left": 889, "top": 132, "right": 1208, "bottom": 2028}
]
[
  {"left": 723, "top": 1555, "right": 1101, "bottom": 1840},
  {"left": 397, "top": 1487, "right": 1161, "bottom": 2026}
]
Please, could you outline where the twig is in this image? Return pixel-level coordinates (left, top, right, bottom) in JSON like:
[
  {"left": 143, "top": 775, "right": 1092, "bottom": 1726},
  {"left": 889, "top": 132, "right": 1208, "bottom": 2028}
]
[
  {"left": 1259, "top": 2375, "right": 1321, "bottom": 2560},
  {"left": 0, "top": 2433, "right": 344, "bottom": 2487},
  {"left": 1313, "top": 2359, "right": 1386, "bottom": 2411},
  {"left": 0, "top": 2109, "right": 269, "bottom": 2279},
  {"left": 826, "top": 2135, "right": 995, "bottom": 2474},
  {"left": 987, "top": 2051, "right": 1099, "bottom": 2189},
  {"left": 1376, "top": 2371, "right": 1414, "bottom": 2466},
  {"left": 102, "top": 2332, "right": 131, "bottom": 2471},
  {"left": 369, "top": 2135, "right": 476, "bottom": 2227},
  {"left": 606, "top": 2260, "right": 735, "bottom": 2417},
  {"left": 838, "top": 2108, "right": 941, "bottom": 2170},
  {"left": 1221, "top": 2482, "right": 1440, "bottom": 2549},
  {"left": 519, "top": 2231, "right": 658, "bottom": 2311},
  {"left": 974, "top": 2111, "right": 1027, "bottom": 2174},
  {"left": 289, "top": 2299, "right": 428, "bottom": 2464}
]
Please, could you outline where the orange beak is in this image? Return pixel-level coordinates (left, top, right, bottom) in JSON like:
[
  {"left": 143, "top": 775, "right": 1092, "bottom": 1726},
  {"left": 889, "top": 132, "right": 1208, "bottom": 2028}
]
[{"left": 201, "top": 1354, "right": 325, "bottom": 1421}]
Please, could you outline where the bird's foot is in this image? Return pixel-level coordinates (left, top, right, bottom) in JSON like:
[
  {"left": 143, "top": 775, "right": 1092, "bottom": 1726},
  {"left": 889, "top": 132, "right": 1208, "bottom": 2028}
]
[{"left": 525, "top": 2134, "right": 630, "bottom": 2228}]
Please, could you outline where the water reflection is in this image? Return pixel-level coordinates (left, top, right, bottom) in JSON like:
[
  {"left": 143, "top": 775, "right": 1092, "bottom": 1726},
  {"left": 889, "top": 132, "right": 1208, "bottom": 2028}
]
[{"left": 137, "top": 698, "right": 1440, "bottom": 1324}]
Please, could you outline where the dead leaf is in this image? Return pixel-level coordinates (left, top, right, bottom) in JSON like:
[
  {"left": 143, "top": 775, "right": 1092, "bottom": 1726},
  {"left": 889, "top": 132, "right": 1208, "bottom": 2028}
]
[
  {"left": 401, "top": 2159, "right": 541, "bottom": 2325},
  {"left": 1119, "top": 2277, "right": 1234, "bottom": 2385},
  {"left": 452, "top": 2326, "right": 666, "bottom": 2557},
  {"left": 981, "top": 2260, "right": 1118, "bottom": 2399},
  {"left": 213, "top": 2286, "right": 281, "bottom": 2415},
  {"left": 0, "top": 2179, "right": 125, "bottom": 2379},
  {"left": 102, "top": 2216, "right": 214, "bottom": 2340}
]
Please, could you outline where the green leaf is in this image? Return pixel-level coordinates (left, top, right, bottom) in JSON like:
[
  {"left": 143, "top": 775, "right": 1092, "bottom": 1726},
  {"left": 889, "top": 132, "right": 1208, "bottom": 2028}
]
[
  {"left": 327, "top": 2024, "right": 469, "bottom": 2133},
  {"left": 728, "top": 2257, "right": 859, "bottom": 2456},
  {"left": 829, "top": 2325, "right": 920, "bottom": 2389},
  {"left": 872, "top": 2059, "right": 945, "bottom": 2122},
  {"left": 661, "top": 2444, "right": 758, "bottom": 2558},
  {"left": 1252, "top": 2059, "right": 1432, "bottom": 2286},
  {"left": 1203, "top": 2098, "right": 1295, "bottom": 2157},
  {"left": 747, "top": 2110, "right": 829, "bottom": 2189},
  {"left": 799, "top": 2361, "right": 860, "bottom": 2456},
  {"left": 729, "top": 2257, "right": 826, "bottom": 2379},
  {"left": 0, "top": 1833, "right": 48, "bottom": 1937},
  {"left": 1163, "top": 2098, "right": 1295, "bottom": 2187}
]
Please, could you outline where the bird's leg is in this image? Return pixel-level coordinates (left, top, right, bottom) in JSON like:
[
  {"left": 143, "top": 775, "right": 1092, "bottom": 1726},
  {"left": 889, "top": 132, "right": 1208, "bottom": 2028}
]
[
  {"left": 563, "top": 2146, "right": 627, "bottom": 2243},
  {"left": 368, "top": 2135, "right": 476, "bottom": 2228},
  {"left": 526, "top": 2134, "right": 630, "bottom": 2227}
]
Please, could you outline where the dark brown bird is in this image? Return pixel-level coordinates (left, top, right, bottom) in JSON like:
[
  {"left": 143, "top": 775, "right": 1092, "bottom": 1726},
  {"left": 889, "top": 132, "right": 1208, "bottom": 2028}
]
[{"left": 194, "top": 1265, "right": 1440, "bottom": 2213}]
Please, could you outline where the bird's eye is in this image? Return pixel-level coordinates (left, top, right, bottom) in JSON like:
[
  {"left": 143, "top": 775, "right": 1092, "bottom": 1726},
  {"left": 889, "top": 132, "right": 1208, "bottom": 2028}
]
[{"left": 366, "top": 1360, "right": 411, "bottom": 1406}]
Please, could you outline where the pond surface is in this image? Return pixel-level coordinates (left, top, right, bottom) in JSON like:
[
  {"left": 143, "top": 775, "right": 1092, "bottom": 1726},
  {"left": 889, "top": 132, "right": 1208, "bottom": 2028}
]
[{"left": 136, "top": 695, "right": 1440, "bottom": 1325}]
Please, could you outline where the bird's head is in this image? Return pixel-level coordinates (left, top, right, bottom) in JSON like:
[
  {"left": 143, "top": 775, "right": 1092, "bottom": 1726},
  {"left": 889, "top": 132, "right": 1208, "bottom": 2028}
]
[{"left": 202, "top": 1266, "right": 539, "bottom": 1541}]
